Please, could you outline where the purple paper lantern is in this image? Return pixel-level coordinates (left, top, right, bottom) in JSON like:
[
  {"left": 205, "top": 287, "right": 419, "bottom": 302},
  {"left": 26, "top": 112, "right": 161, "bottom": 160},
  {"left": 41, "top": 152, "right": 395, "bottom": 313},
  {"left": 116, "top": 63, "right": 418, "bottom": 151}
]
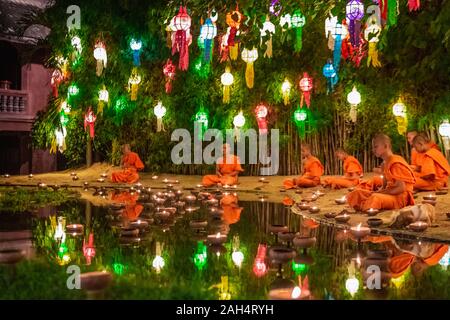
[
  {"left": 346, "top": 0, "right": 364, "bottom": 48},
  {"left": 269, "top": 0, "right": 282, "bottom": 16}
]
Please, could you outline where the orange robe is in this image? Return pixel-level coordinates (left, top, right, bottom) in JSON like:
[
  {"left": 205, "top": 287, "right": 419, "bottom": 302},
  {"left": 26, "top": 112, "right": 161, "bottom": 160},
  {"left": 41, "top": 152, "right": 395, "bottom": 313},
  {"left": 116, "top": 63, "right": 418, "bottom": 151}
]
[
  {"left": 220, "top": 194, "right": 243, "bottom": 225},
  {"left": 323, "top": 156, "right": 363, "bottom": 189},
  {"left": 389, "top": 244, "right": 448, "bottom": 278},
  {"left": 347, "top": 155, "right": 415, "bottom": 211},
  {"left": 413, "top": 148, "right": 450, "bottom": 191},
  {"left": 411, "top": 142, "right": 440, "bottom": 168},
  {"left": 111, "top": 191, "right": 143, "bottom": 220},
  {"left": 283, "top": 156, "right": 324, "bottom": 189},
  {"left": 202, "top": 155, "right": 244, "bottom": 187},
  {"left": 111, "top": 152, "right": 145, "bottom": 184},
  {"left": 357, "top": 175, "right": 384, "bottom": 191}
]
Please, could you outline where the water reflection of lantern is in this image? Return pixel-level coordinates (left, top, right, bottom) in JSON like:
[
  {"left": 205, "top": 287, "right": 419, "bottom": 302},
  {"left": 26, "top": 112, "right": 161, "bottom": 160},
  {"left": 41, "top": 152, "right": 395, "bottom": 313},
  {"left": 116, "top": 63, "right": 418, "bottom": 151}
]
[
  {"left": 128, "top": 68, "right": 141, "bottom": 101},
  {"left": 347, "top": 86, "right": 361, "bottom": 123},
  {"left": 153, "top": 101, "right": 166, "bottom": 132},
  {"left": 253, "top": 244, "right": 268, "bottom": 277},
  {"left": 93, "top": 40, "right": 107, "bottom": 76},
  {"left": 163, "top": 59, "right": 176, "bottom": 94},
  {"left": 231, "top": 235, "right": 244, "bottom": 268},
  {"left": 299, "top": 72, "right": 313, "bottom": 107},
  {"left": 291, "top": 9, "right": 306, "bottom": 52},
  {"left": 219, "top": 276, "right": 231, "bottom": 300},
  {"left": 199, "top": 18, "right": 217, "bottom": 62},
  {"left": 193, "top": 241, "right": 208, "bottom": 270},
  {"left": 392, "top": 98, "right": 407, "bottom": 135},
  {"left": 54, "top": 216, "right": 66, "bottom": 241},
  {"left": 254, "top": 104, "right": 268, "bottom": 135},
  {"left": 346, "top": 0, "right": 364, "bottom": 48},
  {"left": 439, "top": 120, "right": 450, "bottom": 151},
  {"left": 438, "top": 248, "right": 450, "bottom": 270},
  {"left": 130, "top": 38, "right": 142, "bottom": 66},
  {"left": 83, "top": 233, "right": 96, "bottom": 265},
  {"left": 220, "top": 67, "right": 234, "bottom": 103},
  {"left": 345, "top": 260, "right": 359, "bottom": 297},
  {"left": 152, "top": 241, "right": 165, "bottom": 273},
  {"left": 281, "top": 79, "right": 291, "bottom": 106},
  {"left": 241, "top": 48, "right": 258, "bottom": 89}
]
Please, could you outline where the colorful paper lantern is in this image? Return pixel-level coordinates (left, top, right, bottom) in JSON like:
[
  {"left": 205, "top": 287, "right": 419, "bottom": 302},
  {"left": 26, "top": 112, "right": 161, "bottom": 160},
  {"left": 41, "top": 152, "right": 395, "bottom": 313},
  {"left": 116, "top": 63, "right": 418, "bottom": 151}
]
[
  {"left": 98, "top": 85, "right": 109, "bottom": 114},
  {"left": 171, "top": 6, "right": 192, "bottom": 71},
  {"left": 51, "top": 69, "right": 63, "bottom": 98},
  {"left": 280, "top": 14, "right": 292, "bottom": 30},
  {"left": 83, "top": 233, "right": 96, "bottom": 266},
  {"left": 281, "top": 79, "right": 292, "bottom": 106},
  {"left": 233, "top": 111, "right": 245, "bottom": 141},
  {"left": 163, "top": 59, "right": 176, "bottom": 94},
  {"left": 232, "top": 251, "right": 244, "bottom": 268},
  {"left": 260, "top": 15, "right": 276, "bottom": 58},
  {"left": 254, "top": 104, "right": 268, "bottom": 135},
  {"left": 438, "top": 247, "right": 450, "bottom": 270},
  {"left": 114, "top": 96, "right": 128, "bottom": 112},
  {"left": 347, "top": 86, "right": 361, "bottom": 123},
  {"left": 54, "top": 216, "right": 66, "bottom": 241},
  {"left": 67, "top": 83, "right": 79, "bottom": 98},
  {"left": 253, "top": 244, "right": 268, "bottom": 277},
  {"left": 130, "top": 38, "right": 142, "bottom": 66},
  {"left": 322, "top": 60, "right": 338, "bottom": 93},
  {"left": 299, "top": 72, "right": 313, "bottom": 107},
  {"left": 294, "top": 107, "right": 308, "bottom": 138},
  {"left": 199, "top": 18, "right": 217, "bottom": 63},
  {"left": 153, "top": 101, "right": 166, "bottom": 132},
  {"left": 71, "top": 36, "right": 82, "bottom": 62},
  {"left": 269, "top": 0, "right": 282, "bottom": 16},
  {"left": 346, "top": 277, "right": 359, "bottom": 297},
  {"left": 346, "top": 0, "right": 364, "bottom": 48},
  {"left": 84, "top": 106, "right": 96, "bottom": 138},
  {"left": 392, "top": 98, "right": 407, "bottom": 135},
  {"left": 364, "top": 16, "right": 382, "bottom": 68},
  {"left": 331, "top": 21, "right": 348, "bottom": 72},
  {"left": 386, "top": 0, "right": 398, "bottom": 26},
  {"left": 128, "top": 68, "right": 141, "bottom": 101},
  {"left": 325, "top": 13, "right": 338, "bottom": 50},
  {"left": 193, "top": 241, "right": 208, "bottom": 270},
  {"left": 241, "top": 47, "right": 258, "bottom": 89},
  {"left": 221, "top": 67, "right": 234, "bottom": 104},
  {"left": 408, "top": 0, "right": 421, "bottom": 12},
  {"left": 53, "top": 126, "right": 67, "bottom": 153},
  {"left": 225, "top": 5, "right": 244, "bottom": 60},
  {"left": 291, "top": 9, "right": 306, "bottom": 52},
  {"left": 93, "top": 40, "right": 107, "bottom": 76},
  {"left": 195, "top": 108, "right": 209, "bottom": 138},
  {"left": 439, "top": 120, "right": 450, "bottom": 151}
]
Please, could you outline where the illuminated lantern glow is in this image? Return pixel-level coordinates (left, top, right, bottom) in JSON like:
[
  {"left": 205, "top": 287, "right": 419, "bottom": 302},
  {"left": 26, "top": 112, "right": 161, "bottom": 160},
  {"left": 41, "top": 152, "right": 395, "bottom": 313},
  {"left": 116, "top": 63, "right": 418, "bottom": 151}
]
[
  {"left": 219, "top": 276, "right": 231, "bottom": 300},
  {"left": 98, "top": 85, "right": 109, "bottom": 114},
  {"left": 53, "top": 126, "right": 67, "bottom": 153},
  {"left": 346, "top": 277, "right": 359, "bottom": 297},
  {"left": 408, "top": 0, "right": 421, "bottom": 12},
  {"left": 93, "top": 41, "right": 107, "bottom": 76},
  {"left": 438, "top": 248, "right": 450, "bottom": 270},
  {"left": 60, "top": 100, "right": 71, "bottom": 113},
  {"left": 171, "top": 6, "right": 192, "bottom": 71},
  {"left": 114, "top": 96, "right": 128, "bottom": 112},
  {"left": 130, "top": 38, "right": 142, "bottom": 66},
  {"left": 67, "top": 83, "right": 79, "bottom": 98},
  {"left": 153, "top": 242, "right": 165, "bottom": 273},
  {"left": 331, "top": 21, "right": 348, "bottom": 72},
  {"left": 195, "top": 109, "right": 209, "bottom": 139},
  {"left": 260, "top": 15, "right": 276, "bottom": 58},
  {"left": 392, "top": 98, "right": 407, "bottom": 135},
  {"left": 199, "top": 18, "right": 217, "bottom": 63},
  {"left": 292, "top": 261, "right": 307, "bottom": 275},
  {"left": 54, "top": 216, "right": 66, "bottom": 241},
  {"left": 322, "top": 60, "right": 338, "bottom": 93},
  {"left": 253, "top": 244, "right": 268, "bottom": 277},
  {"left": 83, "top": 233, "right": 96, "bottom": 266},
  {"left": 71, "top": 36, "right": 82, "bottom": 62},
  {"left": 193, "top": 241, "right": 208, "bottom": 270},
  {"left": 153, "top": 101, "right": 167, "bottom": 132},
  {"left": 128, "top": 68, "right": 141, "bottom": 101},
  {"left": 299, "top": 72, "right": 313, "bottom": 107},
  {"left": 225, "top": 5, "right": 245, "bottom": 60},
  {"left": 294, "top": 107, "right": 308, "bottom": 138},
  {"left": 56, "top": 55, "right": 69, "bottom": 78},
  {"left": 51, "top": 69, "right": 63, "bottom": 98},
  {"left": 364, "top": 15, "right": 382, "bottom": 68},
  {"left": 254, "top": 104, "right": 268, "bottom": 135},
  {"left": 233, "top": 111, "right": 246, "bottom": 142},
  {"left": 291, "top": 9, "right": 306, "bottom": 52},
  {"left": 58, "top": 242, "right": 68, "bottom": 261},
  {"left": 84, "top": 106, "right": 96, "bottom": 138},
  {"left": 325, "top": 13, "right": 338, "bottom": 50},
  {"left": 346, "top": 0, "right": 364, "bottom": 48},
  {"left": 232, "top": 251, "right": 244, "bottom": 268},
  {"left": 281, "top": 79, "right": 292, "bottom": 106},
  {"left": 241, "top": 47, "right": 258, "bottom": 89},
  {"left": 391, "top": 273, "right": 407, "bottom": 288},
  {"left": 347, "top": 86, "right": 361, "bottom": 122},
  {"left": 269, "top": 0, "right": 282, "bottom": 16},
  {"left": 439, "top": 120, "right": 450, "bottom": 151},
  {"left": 220, "top": 67, "right": 234, "bottom": 104},
  {"left": 163, "top": 59, "right": 176, "bottom": 94},
  {"left": 113, "top": 263, "right": 125, "bottom": 275},
  {"left": 386, "top": 0, "right": 398, "bottom": 26},
  {"left": 280, "top": 14, "right": 292, "bottom": 31}
]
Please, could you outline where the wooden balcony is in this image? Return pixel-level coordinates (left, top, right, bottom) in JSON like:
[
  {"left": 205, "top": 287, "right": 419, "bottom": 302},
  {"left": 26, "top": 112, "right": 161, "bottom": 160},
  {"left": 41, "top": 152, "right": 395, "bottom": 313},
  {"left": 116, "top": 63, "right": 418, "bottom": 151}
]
[{"left": 0, "top": 88, "right": 27, "bottom": 113}]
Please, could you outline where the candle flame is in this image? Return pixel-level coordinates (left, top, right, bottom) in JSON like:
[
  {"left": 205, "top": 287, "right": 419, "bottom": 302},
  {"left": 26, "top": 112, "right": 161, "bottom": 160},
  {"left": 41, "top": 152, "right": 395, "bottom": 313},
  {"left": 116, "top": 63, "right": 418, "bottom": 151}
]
[{"left": 356, "top": 223, "right": 362, "bottom": 231}]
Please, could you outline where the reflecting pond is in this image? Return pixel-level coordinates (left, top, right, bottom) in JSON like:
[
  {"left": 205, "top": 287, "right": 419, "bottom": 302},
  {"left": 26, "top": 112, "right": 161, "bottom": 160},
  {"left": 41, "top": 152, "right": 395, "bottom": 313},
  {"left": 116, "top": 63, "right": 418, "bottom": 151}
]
[{"left": 0, "top": 186, "right": 449, "bottom": 299}]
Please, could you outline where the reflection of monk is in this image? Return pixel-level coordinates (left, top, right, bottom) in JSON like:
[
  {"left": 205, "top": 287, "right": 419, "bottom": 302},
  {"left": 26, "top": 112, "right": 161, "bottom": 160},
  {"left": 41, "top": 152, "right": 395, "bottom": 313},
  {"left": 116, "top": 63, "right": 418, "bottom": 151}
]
[
  {"left": 220, "top": 194, "right": 243, "bottom": 225},
  {"left": 411, "top": 135, "right": 449, "bottom": 191},
  {"left": 111, "top": 190, "right": 143, "bottom": 221},
  {"left": 323, "top": 148, "right": 363, "bottom": 189},
  {"left": 347, "top": 134, "right": 415, "bottom": 211},
  {"left": 202, "top": 144, "right": 244, "bottom": 187},
  {"left": 283, "top": 144, "right": 324, "bottom": 189},
  {"left": 111, "top": 144, "right": 145, "bottom": 184}
]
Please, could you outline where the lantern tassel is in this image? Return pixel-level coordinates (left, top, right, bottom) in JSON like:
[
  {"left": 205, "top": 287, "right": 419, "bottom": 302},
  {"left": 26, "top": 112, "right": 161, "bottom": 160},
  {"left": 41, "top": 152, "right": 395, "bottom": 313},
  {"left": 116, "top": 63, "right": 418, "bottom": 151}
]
[
  {"left": 333, "top": 34, "right": 342, "bottom": 72},
  {"left": 234, "top": 127, "right": 240, "bottom": 142},
  {"left": 98, "top": 101, "right": 104, "bottom": 114},
  {"left": 327, "top": 34, "right": 335, "bottom": 51},
  {"left": 229, "top": 43, "right": 239, "bottom": 60},
  {"left": 165, "top": 79, "right": 172, "bottom": 94},
  {"left": 223, "top": 85, "right": 231, "bottom": 104},
  {"left": 443, "top": 137, "right": 450, "bottom": 151},
  {"left": 96, "top": 60, "right": 103, "bottom": 76},
  {"left": 133, "top": 51, "right": 140, "bottom": 66},
  {"left": 349, "top": 19, "right": 356, "bottom": 47},
  {"left": 204, "top": 39, "right": 212, "bottom": 63},
  {"left": 156, "top": 118, "right": 165, "bottom": 132},
  {"left": 257, "top": 118, "right": 268, "bottom": 135},
  {"left": 387, "top": 0, "right": 398, "bottom": 26},
  {"left": 350, "top": 105, "right": 357, "bottom": 123},
  {"left": 50, "top": 136, "right": 57, "bottom": 154},
  {"left": 294, "top": 27, "right": 303, "bottom": 52},
  {"left": 130, "top": 84, "right": 138, "bottom": 101},
  {"left": 264, "top": 36, "right": 273, "bottom": 58},
  {"left": 245, "top": 62, "right": 254, "bottom": 89},
  {"left": 367, "top": 42, "right": 381, "bottom": 67},
  {"left": 354, "top": 21, "right": 361, "bottom": 48},
  {"left": 303, "top": 92, "right": 311, "bottom": 108},
  {"left": 408, "top": 0, "right": 420, "bottom": 11},
  {"left": 227, "top": 27, "right": 237, "bottom": 47},
  {"left": 380, "top": 0, "right": 388, "bottom": 24},
  {"left": 283, "top": 92, "right": 289, "bottom": 106}
]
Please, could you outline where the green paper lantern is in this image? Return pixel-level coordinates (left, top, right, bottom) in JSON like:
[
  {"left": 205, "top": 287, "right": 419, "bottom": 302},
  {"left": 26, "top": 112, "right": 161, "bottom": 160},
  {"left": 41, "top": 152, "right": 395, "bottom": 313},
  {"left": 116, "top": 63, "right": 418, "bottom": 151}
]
[
  {"left": 193, "top": 241, "right": 208, "bottom": 270},
  {"left": 194, "top": 109, "right": 209, "bottom": 139},
  {"left": 293, "top": 107, "right": 308, "bottom": 139},
  {"left": 292, "top": 260, "right": 308, "bottom": 275},
  {"left": 115, "top": 96, "right": 128, "bottom": 111},
  {"left": 67, "top": 83, "right": 79, "bottom": 97}
]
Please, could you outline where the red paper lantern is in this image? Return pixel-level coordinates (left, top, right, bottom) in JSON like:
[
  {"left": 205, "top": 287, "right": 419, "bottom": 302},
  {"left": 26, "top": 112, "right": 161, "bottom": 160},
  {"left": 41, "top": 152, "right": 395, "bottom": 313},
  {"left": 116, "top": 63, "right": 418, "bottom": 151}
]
[
  {"left": 254, "top": 104, "right": 269, "bottom": 135},
  {"left": 163, "top": 59, "right": 176, "bottom": 93},
  {"left": 84, "top": 107, "right": 97, "bottom": 138},
  {"left": 299, "top": 72, "right": 313, "bottom": 107}
]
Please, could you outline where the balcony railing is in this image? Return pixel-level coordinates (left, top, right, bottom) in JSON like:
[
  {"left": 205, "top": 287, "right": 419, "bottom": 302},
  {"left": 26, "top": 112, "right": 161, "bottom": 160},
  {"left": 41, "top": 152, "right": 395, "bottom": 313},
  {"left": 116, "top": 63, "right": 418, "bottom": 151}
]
[{"left": 0, "top": 89, "right": 28, "bottom": 113}]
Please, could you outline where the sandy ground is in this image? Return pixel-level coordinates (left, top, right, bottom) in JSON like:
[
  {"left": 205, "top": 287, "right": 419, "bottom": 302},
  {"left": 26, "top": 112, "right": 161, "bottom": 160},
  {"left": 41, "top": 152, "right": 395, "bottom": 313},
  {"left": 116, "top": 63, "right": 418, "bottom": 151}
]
[{"left": 1, "top": 162, "right": 449, "bottom": 242}]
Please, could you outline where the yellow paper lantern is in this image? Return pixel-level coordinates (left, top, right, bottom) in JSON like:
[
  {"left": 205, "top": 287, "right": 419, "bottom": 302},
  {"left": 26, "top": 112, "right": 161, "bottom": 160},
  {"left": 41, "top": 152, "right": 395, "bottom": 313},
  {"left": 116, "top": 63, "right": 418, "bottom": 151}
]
[
  {"left": 281, "top": 79, "right": 291, "bottom": 105},
  {"left": 241, "top": 48, "right": 258, "bottom": 89},
  {"left": 220, "top": 67, "right": 234, "bottom": 103},
  {"left": 128, "top": 68, "right": 141, "bottom": 101}
]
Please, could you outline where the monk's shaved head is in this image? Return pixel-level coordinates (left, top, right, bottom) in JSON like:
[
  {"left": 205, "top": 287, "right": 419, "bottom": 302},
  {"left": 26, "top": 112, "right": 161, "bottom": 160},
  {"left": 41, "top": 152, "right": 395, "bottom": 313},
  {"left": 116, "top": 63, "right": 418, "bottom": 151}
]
[
  {"left": 301, "top": 143, "right": 311, "bottom": 152},
  {"left": 407, "top": 131, "right": 418, "bottom": 146},
  {"left": 412, "top": 135, "right": 428, "bottom": 145},
  {"left": 372, "top": 134, "right": 392, "bottom": 148},
  {"left": 122, "top": 144, "right": 131, "bottom": 153},
  {"left": 372, "top": 134, "right": 392, "bottom": 158},
  {"left": 412, "top": 134, "right": 430, "bottom": 153}
]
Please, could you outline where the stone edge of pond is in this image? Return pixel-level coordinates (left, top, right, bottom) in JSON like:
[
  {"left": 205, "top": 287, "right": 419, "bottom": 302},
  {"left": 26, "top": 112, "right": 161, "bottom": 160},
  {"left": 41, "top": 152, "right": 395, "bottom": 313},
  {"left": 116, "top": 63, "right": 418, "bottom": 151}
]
[{"left": 290, "top": 205, "right": 450, "bottom": 245}]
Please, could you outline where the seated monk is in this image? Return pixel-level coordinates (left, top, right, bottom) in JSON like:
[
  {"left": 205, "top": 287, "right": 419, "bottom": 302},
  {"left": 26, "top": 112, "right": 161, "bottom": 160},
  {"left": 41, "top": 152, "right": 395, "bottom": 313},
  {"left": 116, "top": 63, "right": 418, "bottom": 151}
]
[
  {"left": 411, "top": 135, "right": 450, "bottom": 191},
  {"left": 322, "top": 148, "right": 363, "bottom": 189},
  {"left": 347, "top": 134, "right": 416, "bottom": 212},
  {"left": 283, "top": 144, "right": 324, "bottom": 189},
  {"left": 202, "top": 143, "right": 244, "bottom": 187},
  {"left": 407, "top": 131, "right": 440, "bottom": 172},
  {"left": 111, "top": 144, "right": 144, "bottom": 184}
]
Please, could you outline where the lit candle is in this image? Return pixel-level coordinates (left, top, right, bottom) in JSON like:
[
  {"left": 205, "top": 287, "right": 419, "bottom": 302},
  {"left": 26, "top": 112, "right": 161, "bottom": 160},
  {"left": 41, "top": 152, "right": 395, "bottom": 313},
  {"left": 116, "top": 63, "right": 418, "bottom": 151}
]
[{"left": 350, "top": 223, "right": 371, "bottom": 239}]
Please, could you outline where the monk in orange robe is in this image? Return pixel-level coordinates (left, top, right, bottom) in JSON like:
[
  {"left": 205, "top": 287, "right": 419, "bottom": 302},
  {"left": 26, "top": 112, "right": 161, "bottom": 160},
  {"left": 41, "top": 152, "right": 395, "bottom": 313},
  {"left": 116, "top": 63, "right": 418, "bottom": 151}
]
[
  {"left": 111, "top": 144, "right": 145, "bottom": 184},
  {"left": 283, "top": 144, "right": 324, "bottom": 189},
  {"left": 347, "top": 134, "right": 416, "bottom": 212},
  {"left": 407, "top": 131, "right": 440, "bottom": 171},
  {"left": 322, "top": 148, "right": 363, "bottom": 189},
  {"left": 220, "top": 194, "right": 243, "bottom": 225},
  {"left": 411, "top": 135, "right": 450, "bottom": 190},
  {"left": 202, "top": 143, "right": 244, "bottom": 187}
]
